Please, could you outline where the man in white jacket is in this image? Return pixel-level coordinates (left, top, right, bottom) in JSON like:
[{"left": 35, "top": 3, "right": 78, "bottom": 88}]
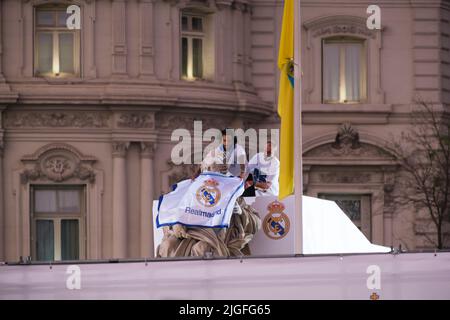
[{"left": 248, "top": 141, "right": 280, "bottom": 196}]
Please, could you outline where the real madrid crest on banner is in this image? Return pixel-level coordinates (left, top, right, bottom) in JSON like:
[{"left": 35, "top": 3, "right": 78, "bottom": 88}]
[
  {"left": 196, "top": 178, "right": 221, "bottom": 207},
  {"left": 263, "top": 200, "right": 290, "bottom": 240}
]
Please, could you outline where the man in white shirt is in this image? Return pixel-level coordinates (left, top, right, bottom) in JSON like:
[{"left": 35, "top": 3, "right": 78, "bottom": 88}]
[
  {"left": 247, "top": 141, "right": 280, "bottom": 196},
  {"left": 202, "top": 129, "right": 248, "bottom": 179}
]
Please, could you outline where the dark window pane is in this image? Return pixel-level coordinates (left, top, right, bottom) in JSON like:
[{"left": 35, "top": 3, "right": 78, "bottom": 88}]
[
  {"left": 61, "top": 220, "right": 79, "bottom": 260},
  {"left": 37, "top": 11, "right": 54, "bottom": 26},
  {"left": 335, "top": 199, "right": 361, "bottom": 221},
  {"left": 192, "top": 17, "right": 203, "bottom": 31},
  {"left": 59, "top": 33, "right": 75, "bottom": 74},
  {"left": 181, "top": 16, "right": 188, "bottom": 31},
  {"left": 36, "top": 220, "right": 54, "bottom": 261},
  {"left": 37, "top": 33, "right": 53, "bottom": 75},
  {"left": 192, "top": 38, "right": 203, "bottom": 78},
  {"left": 181, "top": 37, "right": 188, "bottom": 77}
]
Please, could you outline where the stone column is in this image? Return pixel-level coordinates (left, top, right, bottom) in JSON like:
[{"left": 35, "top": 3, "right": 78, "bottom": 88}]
[
  {"left": 0, "top": 136, "right": 4, "bottom": 261},
  {"left": 140, "top": 142, "right": 155, "bottom": 258},
  {"left": 112, "top": 141, "right": 129, "bottom": 258}
]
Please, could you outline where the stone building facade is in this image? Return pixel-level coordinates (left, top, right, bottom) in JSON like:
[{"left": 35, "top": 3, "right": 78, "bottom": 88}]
[{"left": 0, "top": 0, "right": 449, "bottom": 262}]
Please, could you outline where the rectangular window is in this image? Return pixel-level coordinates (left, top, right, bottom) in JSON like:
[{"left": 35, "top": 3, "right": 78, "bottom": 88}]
[
  {"left": 181, "top": 14, "right": 205, "bottom": 80},
  {"left": 319, "top": 194, "right": 372, "bottom": 241},
  {"left": 31, "top": 186, "right": 85, "bottom": 261},
  {"left": 34, "top": 6, "right": 80, "bottom": 77},
  {"left": 322, "top": 38, "right": 366, "bottom": 103}
]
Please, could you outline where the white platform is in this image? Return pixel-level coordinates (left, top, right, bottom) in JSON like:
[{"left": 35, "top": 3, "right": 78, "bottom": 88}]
[
  {"left": 1, "top": 252, "right": 450, "bottom": 299},
  {"left": 153, "top": 195, "right": 391, "bottom": 255}
]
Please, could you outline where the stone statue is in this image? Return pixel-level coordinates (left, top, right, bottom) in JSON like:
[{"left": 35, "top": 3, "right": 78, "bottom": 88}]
[{"left": 157, "top": 153, "right": 261, "bottom": 258}]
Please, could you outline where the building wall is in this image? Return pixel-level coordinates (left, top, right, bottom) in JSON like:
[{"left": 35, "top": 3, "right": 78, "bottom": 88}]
[
  {"left": 0, "top": 0, "right": 449, "bottom": 262},
  {"left": 250, "top": 0, "right": 450, "bottom": 250}
]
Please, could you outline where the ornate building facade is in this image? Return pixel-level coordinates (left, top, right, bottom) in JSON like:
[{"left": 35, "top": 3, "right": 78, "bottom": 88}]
[{"left": 0, "top": 0, "right": 449, "bottom": 262}]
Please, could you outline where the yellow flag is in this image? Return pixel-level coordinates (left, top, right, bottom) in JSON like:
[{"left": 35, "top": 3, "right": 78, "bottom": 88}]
[{"left": 277, "top": 0, "right": 295, "bottom": 200}]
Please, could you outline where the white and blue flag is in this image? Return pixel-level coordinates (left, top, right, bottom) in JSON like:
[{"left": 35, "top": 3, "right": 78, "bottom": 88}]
[{"left": 156, "top": 172, "right": 244, "bottom": 228}]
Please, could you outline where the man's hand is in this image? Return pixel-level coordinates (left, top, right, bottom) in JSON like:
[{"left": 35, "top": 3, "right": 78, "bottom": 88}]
[{"left": 255, "top": 181, "right": 272, "bottom": 190}]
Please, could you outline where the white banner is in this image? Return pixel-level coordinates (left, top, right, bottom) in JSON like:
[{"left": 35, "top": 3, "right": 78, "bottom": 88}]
[{"left": 156, "top": 172, "right": 244, "bottom": 228}]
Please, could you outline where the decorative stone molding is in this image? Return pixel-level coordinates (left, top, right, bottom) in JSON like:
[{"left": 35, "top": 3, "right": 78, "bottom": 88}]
[
  {"left": 231, "top": 0, "right": 249, "bottom": 13},
  {"left": 4, "top": 111, "right": 109, "bottom": 128},
  {"left": 305, "top": 124, "right": 394, "bottom": 159},
  {"left": 304, "top": 15, "right": 377, "bottom": 39},
  {"left": 216, "top": 0, "right": 233, "bottom": 10},
  {"left": 312, "top": 24, "right": 375, "bottom": 39},
  {"left": 319, "top": 172, "right": 372, "bottom": 184},
  {"left": 117, "top": 113, "right": 154, "bottom": 129},
  {"left": 156, "top": 114, "right": 229, "bottom": 131},
  {"left": 21, "top": 143, "right": 97, "bottom": 184},
  {"left": 112, "top": 141, "right": 130, "bottom": 158},
  {"left": 140, "top": 142, "right": 155, "bottom": 159}
]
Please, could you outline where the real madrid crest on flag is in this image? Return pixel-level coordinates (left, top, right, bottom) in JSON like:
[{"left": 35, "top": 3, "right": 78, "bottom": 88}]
[
  {"left": 263, "top": 200, "right": 290, "bottom": 240},
  {"left": 196, "top": 178, "right": 221, "bottom": 207}
]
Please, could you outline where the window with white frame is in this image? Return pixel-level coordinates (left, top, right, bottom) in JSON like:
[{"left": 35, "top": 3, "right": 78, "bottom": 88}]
[
  {"left": 31, "top": 185, "right": 85, "bottom": 261},
  {"left": 322, "top": 37, "right": 367, "bottom": 103},
  {"left": 319, "top": 194, "right": 372, "bottom": 240},
  {"left": 181, "top": 13, "right": 206, "bottom": 80},
  {"left": 34, "top": 5, "right": 80, "bottom": 77}
]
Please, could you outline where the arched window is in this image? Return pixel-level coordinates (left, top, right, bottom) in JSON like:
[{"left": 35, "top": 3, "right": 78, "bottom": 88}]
[
  {"left": 34, "top": 4, "right": 80, "bottom": 77},
  {"left": 322, "top": 36, "right": 367, "bottom": 103}
]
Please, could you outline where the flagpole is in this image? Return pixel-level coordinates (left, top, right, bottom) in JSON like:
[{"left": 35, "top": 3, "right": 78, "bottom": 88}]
[{"left": 293, "top": 0, "right": 303, "bottom": 255}]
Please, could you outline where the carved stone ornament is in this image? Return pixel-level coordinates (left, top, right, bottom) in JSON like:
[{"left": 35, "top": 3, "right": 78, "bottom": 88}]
[
  {"left": 313, "top": 24, "right": 375, "bottom": 39},
  {"left": 21, "top": 143, "right": 97, "bottom": 184},
  {"left": 117, "top": 113, "right": 154, "bottom": 129},
  {"left": 305, "top": 125, "right": 394, "bottom": 159},
  {"left": 304, "top": 15, "right": 377, "bottom": 40},
  {"left": 140, "top": 142, "right": 155, "bottom": 159},
  {"left": 4, "top": 111, "right": 110, "bottom": 128},
  {"left": 112, "top": 142, "right": 130, "bottom": 158},
  {"left": 319, "top": 172, "right": 371, "bottom": 184},
  {"left": 331, "top": 123, "right": 361, "bottom": 154},
  {"left": 156, "top": 114, "right": 228, "bottom": 131}
]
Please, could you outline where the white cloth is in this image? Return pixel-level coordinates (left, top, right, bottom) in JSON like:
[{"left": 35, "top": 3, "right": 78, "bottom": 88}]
[
  {"left": 248, "top": 153, "right": 280, "bottom": 196},
  {"left": 202, "top": 144, "right": 248, "bottom": 177},
  {"left": 157, "top": 172, "right": 244, "bottom": 228}
]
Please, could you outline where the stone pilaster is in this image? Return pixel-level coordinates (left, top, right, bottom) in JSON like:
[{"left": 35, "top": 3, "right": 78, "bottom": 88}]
[
  {"left": 111, "top": 0, "right": 128, "bottom": 77},
  {"left": 139, "top": 142, "right": 155, "bottom": 257},
  {"left": 112, "top": 141, "right": 129, "bottom": 258},
  {"left": 139, "top": 0, "right": 156, "bottom": 79}
]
